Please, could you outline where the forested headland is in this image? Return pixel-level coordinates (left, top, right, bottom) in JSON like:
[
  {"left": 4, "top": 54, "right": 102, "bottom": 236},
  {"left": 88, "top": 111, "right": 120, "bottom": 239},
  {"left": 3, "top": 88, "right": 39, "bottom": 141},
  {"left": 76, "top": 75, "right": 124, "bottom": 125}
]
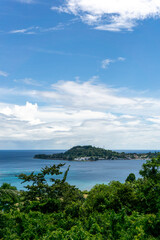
[
  {"left": 0, "top": 156, "right": 160, "bottom": 239},
  {"left": 34, "top": 145, "right": 159, "bottom": 161}
]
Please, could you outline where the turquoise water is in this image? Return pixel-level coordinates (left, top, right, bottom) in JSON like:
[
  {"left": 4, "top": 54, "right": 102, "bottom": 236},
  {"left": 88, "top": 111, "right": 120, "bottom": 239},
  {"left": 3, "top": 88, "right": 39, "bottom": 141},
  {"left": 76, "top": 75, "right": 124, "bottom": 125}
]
[{"left": 0, "top": 150, "right": 146, "bottom": 190}]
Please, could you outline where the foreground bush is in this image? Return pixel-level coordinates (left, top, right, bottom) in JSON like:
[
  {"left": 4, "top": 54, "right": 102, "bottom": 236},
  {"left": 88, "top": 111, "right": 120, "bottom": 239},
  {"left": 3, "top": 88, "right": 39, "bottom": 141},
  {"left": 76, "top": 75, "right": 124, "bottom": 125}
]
[{"left": 0, "top": 158, "right": 160, "bottom": 239}]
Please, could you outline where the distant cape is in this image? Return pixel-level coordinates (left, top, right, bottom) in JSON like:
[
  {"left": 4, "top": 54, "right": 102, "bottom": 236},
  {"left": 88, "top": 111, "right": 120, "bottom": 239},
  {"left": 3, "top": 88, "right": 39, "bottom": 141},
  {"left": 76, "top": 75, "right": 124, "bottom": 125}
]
[{"left": 34, "top": 145, "right": 159, "bottom": 161}]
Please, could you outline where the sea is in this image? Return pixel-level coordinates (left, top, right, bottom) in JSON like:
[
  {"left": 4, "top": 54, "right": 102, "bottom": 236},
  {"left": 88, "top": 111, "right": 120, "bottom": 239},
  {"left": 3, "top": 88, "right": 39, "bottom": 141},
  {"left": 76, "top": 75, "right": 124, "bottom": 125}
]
[{"left": 0, "top": 150, "right": 158, "bottom": 191}]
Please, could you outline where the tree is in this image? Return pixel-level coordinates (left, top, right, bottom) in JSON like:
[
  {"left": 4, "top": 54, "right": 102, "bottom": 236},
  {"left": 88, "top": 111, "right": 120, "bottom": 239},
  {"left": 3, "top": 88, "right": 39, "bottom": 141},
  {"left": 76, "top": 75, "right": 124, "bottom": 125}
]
[
  {"left": 0, "top": 183, "right": 17, "bottom": 190},
  {"left": 139, "top": 156, "right": 160, "bottom": 182},
  {"left": 18, "top": 163, "right": 84, "bottom": 213},
  {"left": 125, "top": 173, "right": 136, "bottom": 182},
  {"left": 0, "top": 183, "right": 19, "bottom": 212},
  {"left": 18, "top": 163, "right": 70, "bottom": 201}
]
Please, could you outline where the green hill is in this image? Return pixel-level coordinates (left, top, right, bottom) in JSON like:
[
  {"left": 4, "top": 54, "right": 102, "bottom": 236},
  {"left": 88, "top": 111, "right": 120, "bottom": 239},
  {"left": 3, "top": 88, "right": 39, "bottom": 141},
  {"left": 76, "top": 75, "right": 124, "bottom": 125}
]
[{"left": 34, "top": 145, "right": 159, "bottom": 161}]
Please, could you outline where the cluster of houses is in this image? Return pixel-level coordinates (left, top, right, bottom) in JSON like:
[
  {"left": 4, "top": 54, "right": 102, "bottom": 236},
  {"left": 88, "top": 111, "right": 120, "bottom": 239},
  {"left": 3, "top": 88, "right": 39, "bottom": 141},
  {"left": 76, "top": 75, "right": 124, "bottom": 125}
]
[{"left": 74, "top": 157, "right": 91, "bottom": 161}]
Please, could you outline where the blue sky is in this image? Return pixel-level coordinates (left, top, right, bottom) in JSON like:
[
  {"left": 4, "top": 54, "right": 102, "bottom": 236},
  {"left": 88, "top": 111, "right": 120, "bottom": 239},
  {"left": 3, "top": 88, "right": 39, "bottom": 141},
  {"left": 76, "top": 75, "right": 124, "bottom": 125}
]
[{"left": 1, "top": 0, "right": 160, "bottom": 149}]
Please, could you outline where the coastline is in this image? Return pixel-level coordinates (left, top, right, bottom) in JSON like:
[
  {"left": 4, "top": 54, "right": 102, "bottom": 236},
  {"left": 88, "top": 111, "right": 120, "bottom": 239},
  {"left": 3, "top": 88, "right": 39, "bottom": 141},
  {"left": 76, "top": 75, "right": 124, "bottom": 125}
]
[
  {"left": 0, "top": 151, "right": 145, "bottom": 191},
  {"left": 34, "top": 145, "right": 158, "bottom": 162}
]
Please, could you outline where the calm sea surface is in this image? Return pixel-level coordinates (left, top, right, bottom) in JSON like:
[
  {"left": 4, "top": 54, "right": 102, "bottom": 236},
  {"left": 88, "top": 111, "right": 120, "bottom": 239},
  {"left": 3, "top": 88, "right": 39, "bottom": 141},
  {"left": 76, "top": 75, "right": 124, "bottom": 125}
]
[{"left": 0, "top": 150, "right": 154, "bottom": 190}]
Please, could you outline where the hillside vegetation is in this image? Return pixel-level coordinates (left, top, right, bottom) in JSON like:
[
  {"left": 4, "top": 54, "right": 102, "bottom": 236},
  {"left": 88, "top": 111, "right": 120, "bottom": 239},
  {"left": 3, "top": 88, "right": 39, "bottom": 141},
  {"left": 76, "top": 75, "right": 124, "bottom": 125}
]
[{"left": 34, "top": 145, "right": 159, "bottom": 161}]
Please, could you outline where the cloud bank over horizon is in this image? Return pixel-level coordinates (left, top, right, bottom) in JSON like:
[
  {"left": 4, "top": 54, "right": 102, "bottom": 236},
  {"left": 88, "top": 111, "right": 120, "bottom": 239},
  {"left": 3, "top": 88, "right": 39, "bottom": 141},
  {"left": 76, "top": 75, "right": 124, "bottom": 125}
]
[
  {"left": 52, "top": 0, "right": 160, "bottom": 31},
  {"left": 0, "top": 80, "right": 160, "bottom": 150},
  {"left": 1, "top": 0, "right": 160, "bottom": 150}
]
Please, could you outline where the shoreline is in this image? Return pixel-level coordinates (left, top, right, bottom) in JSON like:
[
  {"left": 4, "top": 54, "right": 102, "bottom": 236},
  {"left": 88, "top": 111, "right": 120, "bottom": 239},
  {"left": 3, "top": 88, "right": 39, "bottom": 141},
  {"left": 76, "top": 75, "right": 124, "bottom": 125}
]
[
  {"left": 34, "top": 145, "right": 158, "bottom": 162},
  {"left": 34, "top": 157, "right": 150, "bottom": 161}
]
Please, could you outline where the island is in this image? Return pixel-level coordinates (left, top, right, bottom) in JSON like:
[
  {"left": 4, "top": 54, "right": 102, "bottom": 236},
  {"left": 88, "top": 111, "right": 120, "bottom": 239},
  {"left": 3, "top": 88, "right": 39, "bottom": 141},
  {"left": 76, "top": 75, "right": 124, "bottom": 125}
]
[{"left": 34, "top": 145, "right": 160, "bottom": 161}]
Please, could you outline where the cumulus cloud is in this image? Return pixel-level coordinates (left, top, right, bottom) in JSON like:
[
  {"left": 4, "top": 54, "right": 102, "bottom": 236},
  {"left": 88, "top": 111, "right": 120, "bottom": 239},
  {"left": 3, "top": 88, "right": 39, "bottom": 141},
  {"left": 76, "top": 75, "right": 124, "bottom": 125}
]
[
  {"left": 1, "top": 80, "right": 160, "bottom": 149},
  {"left": 51, "top": 0, "right": 160, "bottom": 31},
  {"left": 1, "top": 80, "right": 160, "bottom": 115},
  {"left": 0, "top": 102, "right": 41, "bottom": 125}
]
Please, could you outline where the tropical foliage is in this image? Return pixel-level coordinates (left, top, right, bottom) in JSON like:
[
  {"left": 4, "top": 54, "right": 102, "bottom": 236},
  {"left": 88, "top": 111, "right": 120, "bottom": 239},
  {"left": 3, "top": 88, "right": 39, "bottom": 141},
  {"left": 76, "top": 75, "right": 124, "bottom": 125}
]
[
  {"left": 34, "top": 145, "right": 160, "bottom": 161},
  {"left": 0, "top": 158, "right": 160, "bottom": 239}
]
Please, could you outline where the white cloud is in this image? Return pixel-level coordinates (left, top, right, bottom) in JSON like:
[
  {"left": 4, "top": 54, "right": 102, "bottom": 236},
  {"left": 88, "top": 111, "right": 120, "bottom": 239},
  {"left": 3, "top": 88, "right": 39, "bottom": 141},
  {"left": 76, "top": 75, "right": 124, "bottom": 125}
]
[
  {"left": 101, "top": 59, "right": 114, "bottom": 69},
  {"left": 10, "top": 29, "right": 28, "bottom": 34},
  {"left": 14, "top": 78, "right": 42, "bottom": 86},
  {"left": 0, "top": 70, "right": 8, "bottom": 77},
  {"left": 51, "top": 6, "right": 70, "bottom": 14},
  {"left": 101, "top": 57, "right": 125, "bottom": 69},
  {"left": 42, "top": 23, "right": 65, "bottom": 32},
  {"left": 1, "top": 80, "right": 160, "bottom": 116},
  {"left": 1, "top": 80, "right": 160, "bottom": 149},
  {"left": 52, "top": 0, "right": 160, "bottom": 31},
  {"left": 0, "top": 102, "right": 41, "bottom": 125},
  {"left": 9, "top": 24, "right": 66, "bottom": 35},
  {"left": 9, "top": 27, "right": 39, "bottom": 35}
]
